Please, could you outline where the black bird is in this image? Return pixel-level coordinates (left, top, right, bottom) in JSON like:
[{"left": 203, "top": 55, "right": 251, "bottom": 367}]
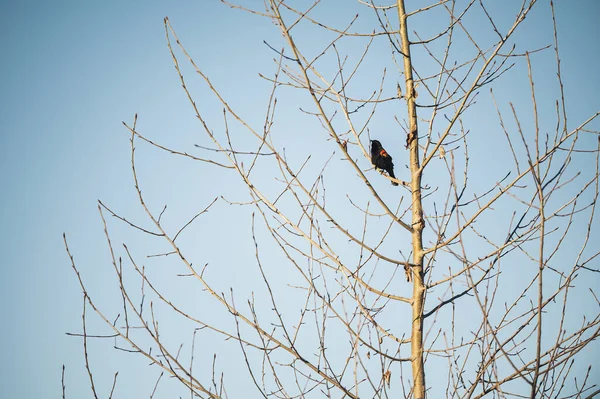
[{"left": 370, "top": 140, "right": 398, "bottom": 186}]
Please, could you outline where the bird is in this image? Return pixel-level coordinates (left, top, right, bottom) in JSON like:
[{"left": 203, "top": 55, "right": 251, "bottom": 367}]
[{"left": 370, "top": 140, "right": 398, "bottom": 186}]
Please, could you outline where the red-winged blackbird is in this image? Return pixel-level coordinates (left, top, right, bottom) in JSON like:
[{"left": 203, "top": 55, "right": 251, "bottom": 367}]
[{"left": 370, "top": 140, "right": 398, "bottom": 186}]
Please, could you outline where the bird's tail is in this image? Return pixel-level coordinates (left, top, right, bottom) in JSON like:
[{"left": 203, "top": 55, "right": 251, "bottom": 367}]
[{"left": 389, "top": 170, "right": 399, "bottom": 186}]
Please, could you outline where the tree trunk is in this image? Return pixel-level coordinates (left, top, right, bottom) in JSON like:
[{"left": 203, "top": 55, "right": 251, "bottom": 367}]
[{"left": 397, "top": 1, "right": 426, "bottom": 398}]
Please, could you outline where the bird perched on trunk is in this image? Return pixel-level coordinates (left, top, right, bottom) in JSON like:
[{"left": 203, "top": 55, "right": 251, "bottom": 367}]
[{"left": 370, "top": 140, "right": 398, "bottom": 186}]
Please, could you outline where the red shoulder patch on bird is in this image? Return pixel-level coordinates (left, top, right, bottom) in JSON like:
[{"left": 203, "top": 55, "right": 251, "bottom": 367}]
[{"left": 380, "top": 149, "right": 389, "bottom": 157}]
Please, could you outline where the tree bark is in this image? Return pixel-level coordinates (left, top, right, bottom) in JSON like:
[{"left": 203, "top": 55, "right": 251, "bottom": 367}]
[{"left": 397, "top": 1, "right": 426, "bottom": 398}]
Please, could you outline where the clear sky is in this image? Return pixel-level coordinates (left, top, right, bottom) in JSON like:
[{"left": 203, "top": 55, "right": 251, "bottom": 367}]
[{"left": 1, "top": 1, "right": 599, "bottom": 398}]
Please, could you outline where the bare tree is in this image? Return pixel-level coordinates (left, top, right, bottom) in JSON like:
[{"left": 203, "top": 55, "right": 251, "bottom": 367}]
[{"left": 65, "top": 1, "right": 600, "bottom": 398}]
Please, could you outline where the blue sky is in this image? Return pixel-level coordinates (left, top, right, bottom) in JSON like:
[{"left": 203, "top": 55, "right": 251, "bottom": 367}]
[{"left": 1, "top": 1, "right": 599, "bottom": 397}]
